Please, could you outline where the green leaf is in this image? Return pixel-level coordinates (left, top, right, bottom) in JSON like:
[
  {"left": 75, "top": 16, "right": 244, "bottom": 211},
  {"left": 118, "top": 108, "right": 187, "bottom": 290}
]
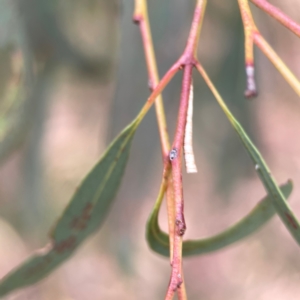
[
  {"left": 0, "top": 119, "right": 139, "bottom": 297},
  {"left": 147, "top": 180, "right": 293, "bottom": 257},
  {"left": 196, "top": 65, "right": 300, "bottom": 246},
  {"left": 216, "top": 97, "right": 300, "bottom": 245}
]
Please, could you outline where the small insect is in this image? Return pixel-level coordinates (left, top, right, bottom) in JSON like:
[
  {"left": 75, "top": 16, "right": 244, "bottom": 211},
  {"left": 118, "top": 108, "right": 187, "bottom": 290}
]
[{"left": 169, "top": 148, "right": 178, "bottom": 161}]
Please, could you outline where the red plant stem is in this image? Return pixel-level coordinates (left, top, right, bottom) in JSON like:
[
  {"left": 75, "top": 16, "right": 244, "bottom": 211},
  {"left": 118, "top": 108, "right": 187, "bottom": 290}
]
[
  {"left": 165, "top": 64, "right": 193, "bottom": 299},
  {"left": 137, "top": 61, "right": 181, "bottom": 124},
  {"left": 135, "top": 1, "right": 206, "bottom": 299},
  {"left": 172, "top": 67, "right": 193, "bottom": 236},
  {"left": 250, "top": 0, "right": 300, "bottom": 38},
  {"left": 164, "top": 1, "right": 206, "bottom": 299},
  {"left": 183, "top": 2, "right": 205, "bottom": 59},
  {"left": 177, "top": 274, "right": 187, "bottom": 300}
]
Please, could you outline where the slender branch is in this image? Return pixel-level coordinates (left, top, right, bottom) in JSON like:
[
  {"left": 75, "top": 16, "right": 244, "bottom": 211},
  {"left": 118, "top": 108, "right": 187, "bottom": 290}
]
[
  {"left": 164, "top": 1, "right": 207, "bottom": 299},
  {"left": 133, "top": 0, "right": 170, "bottom": 156},
  {"left": 166, "top": 171, "right": 176, "bottom": 261},
  {"left": 166, "top": 65, "right": 193, "bottom": 298},
  {"left": 250, "top": 0, "right": 300, "bottom": 38},
  {"left": 183, "top": 0, "right": 207, "bottom": 59},
  {"left": 177, "top": 272, "right": 187, "bottom": 300},
  {"left": 238, "top": 0, "right": 258, "bottom": 98},
  {"left": 136, "top": 62, "right": 181, "bottom": 125},
  {"left": 132, "top": 2, "right": 208, "bottom": 298},
  {"left": 134, "top": 1, "right": 205, "bottom": 299},
  {"left": 134, "top": 1, "right": 206, "bottom": 299},
  {"left": 195, "top": 62, "right": 232, "bottom": 117},
  {"left": 133, "top": 0, "right": 176, "bottom": 265},
  {"left": 253, "top": 33, "right": 300, "bottom": 96}
]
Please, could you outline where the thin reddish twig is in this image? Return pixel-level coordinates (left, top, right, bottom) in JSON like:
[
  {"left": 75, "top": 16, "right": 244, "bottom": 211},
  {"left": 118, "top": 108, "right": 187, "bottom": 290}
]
[
  {"left": 164, "top": 1, "right": 207, "bottom": 299},
  {"left": 250, "top": 0, "right": 300, "bottom": 38},
  {"left": 133, "top": 2, "right": 189, "bottom": 297},
  {"left": 137, "top": 62, "right": 181, "bottom": 123},
  {"left": 166, "top": 65, "right": 193, "bottom": 297},
  {"left": 134, "top": 1, "right": 208, "bottom": 299}
]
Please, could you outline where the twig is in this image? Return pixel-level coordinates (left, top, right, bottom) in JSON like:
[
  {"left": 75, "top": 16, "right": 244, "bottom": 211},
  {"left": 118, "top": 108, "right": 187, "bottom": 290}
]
[
  {"left": 133, "top": 0, "right": 176, "bottom": 264},
  {"left": 238, "top": 0, "right": 258, "bottom": 98},
  {"left": 166, "top": 65, "right": 192, "bottom": 298},
  {"left": 136, "top": 62, "right": 181, "bottom": 124},
  {"left": 253, "top": 33, "right": 300, "bottom": 96},
  {"left": 250, "top": 0, "right": 300, "bottom": 38},
  {"left": 165, "top": 1, "right": 207, "bottom": 299},
  {"left": 133, "top": 0, "right": 170, "bottom": 156}
]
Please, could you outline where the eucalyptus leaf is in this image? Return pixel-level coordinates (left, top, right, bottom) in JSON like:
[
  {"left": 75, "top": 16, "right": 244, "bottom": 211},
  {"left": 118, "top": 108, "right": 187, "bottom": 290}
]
[
  {"left": 197, "top": 65, "right": 300, "bottom": 246},
  {"left": 0, "top": 119, "right": 139, "bottom": 297},
  {"left": 147, "top": 179, "right": 293, "bottom": 257},
  {"left": 215, "top": 94, "right": 300, "bottom": 244}
]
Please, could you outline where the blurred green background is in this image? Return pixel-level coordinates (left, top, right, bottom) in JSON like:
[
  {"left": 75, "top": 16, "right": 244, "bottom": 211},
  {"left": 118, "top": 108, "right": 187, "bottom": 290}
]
[{"left": 0, "top": 0, "right": 300, "bottom": 299}]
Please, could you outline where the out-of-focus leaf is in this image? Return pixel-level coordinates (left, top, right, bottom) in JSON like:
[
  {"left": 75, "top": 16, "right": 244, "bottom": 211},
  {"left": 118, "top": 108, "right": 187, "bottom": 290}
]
[
  {"left": 0, "top": 1, "right": 18, "bottom": 47},
  {"left": 147, "top": 178, "right": 293, "bottom": 257},
  {"left": 0, "top": 0, "right": 36, "bottom": 166},
  {"left": 0, "top": 119, "right": 139, "bottom": 297}
]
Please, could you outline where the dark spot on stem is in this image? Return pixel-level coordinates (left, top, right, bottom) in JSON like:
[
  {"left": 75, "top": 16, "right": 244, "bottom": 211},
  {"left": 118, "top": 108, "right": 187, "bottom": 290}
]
[
  {"left": 285, "top": 213, "right": 298, "bottom": 229},
  {"left": 132, "top": 15, "right": 141, "bottom": 24},
  {"left": 175, "top": 219, "right": 186, "bottom": 236},
  {"left": 244, "top": 89, "right": 257, "bottom": 98},
  {"left": 171, "top": 278, "right": 183, "bottom": 291}
]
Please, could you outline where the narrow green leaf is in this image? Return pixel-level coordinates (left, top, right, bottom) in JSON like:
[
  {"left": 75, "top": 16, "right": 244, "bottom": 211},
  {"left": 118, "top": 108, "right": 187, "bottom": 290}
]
[
  {"left": 0, "top": 119, "right": 139, "bottom": 297},
  {"left": 147, "top": 180, "right": 293, "bottom": 257},
  {"left": 217, "top": 99, "right": 300, "bottom": 245},
  {"left": 196, "top": 65, "right": 300, "bottom": 246}
]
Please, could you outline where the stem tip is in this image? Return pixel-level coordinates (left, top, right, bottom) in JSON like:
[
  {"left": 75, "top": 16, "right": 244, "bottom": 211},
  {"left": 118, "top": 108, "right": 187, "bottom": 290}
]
[{"left": 245, "top": 65, "right": 258, "bottom": 98}]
